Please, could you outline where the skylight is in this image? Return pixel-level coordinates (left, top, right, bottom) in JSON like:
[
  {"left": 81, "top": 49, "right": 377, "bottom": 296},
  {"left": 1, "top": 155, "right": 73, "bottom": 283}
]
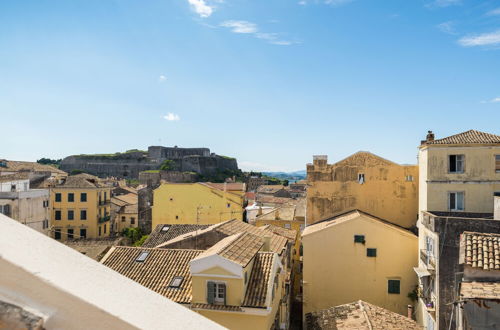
[
  {"left": 161, "top": 225, "right": 170, "bottom": 232},
  {"left": 135, "top": 251, "right": 149, "bottom": 262},
  {"left": 169, "top": 276, "right": 184, "bottom": 288}
]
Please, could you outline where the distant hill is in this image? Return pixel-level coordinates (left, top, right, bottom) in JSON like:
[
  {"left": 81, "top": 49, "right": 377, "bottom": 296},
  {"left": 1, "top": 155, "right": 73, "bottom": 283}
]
[{"left": 262, "top": 170, "right": 306, "bottom": 182}]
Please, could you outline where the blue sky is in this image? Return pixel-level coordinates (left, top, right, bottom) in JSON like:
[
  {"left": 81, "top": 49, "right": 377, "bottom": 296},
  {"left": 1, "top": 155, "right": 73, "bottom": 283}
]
[{"left": 1, "top": 0, "right": 500, "bottom": 172}]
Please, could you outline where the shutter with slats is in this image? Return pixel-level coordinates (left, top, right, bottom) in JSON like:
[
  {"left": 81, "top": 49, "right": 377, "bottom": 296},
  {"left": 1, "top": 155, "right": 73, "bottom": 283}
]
[
  {"left": 4, "top": 204, "right": 10, "bottom": 217},
  {"left": 207, "top": 281, "right": 215, "bottom": 304}
]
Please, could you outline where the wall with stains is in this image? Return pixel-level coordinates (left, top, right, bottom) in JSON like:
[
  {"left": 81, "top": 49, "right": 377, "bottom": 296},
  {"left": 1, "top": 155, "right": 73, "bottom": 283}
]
[{"left": 306, "top": 152, "right": 419, "bottom": 228}]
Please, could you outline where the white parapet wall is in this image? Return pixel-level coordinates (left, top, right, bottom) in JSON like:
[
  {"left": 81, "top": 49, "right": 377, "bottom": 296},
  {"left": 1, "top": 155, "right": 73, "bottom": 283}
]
[{"left": 0, "top": 213, "right": 225, "bottom": 330}]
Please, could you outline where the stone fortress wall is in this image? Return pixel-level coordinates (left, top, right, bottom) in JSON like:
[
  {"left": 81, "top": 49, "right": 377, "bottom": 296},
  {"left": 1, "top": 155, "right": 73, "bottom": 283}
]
[{"left": 60, "top": 146, "right": 238, "bottom": 179}]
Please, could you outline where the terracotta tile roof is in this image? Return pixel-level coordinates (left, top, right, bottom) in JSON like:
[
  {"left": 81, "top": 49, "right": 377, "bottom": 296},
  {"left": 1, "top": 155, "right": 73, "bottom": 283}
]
[
  {"left": 157, "top": 219, "right": 289, "bottom": 256},
  {"left": 202, "top": 182, "right": 246, "bottom": 192},
  {"left": 195, "top": 232, "right": 264, "bottom": 267},
  {"left": 305, "top": 300, "right": 421, "bottom": 330},
  {"left": 462, "top": 232, "right": 500, "bottom": 270},
  {"left": 0, "top": 160, "right": 67, "bottom": 175},
  {"left": 426, "top": 130, "right": 500, "bottom": 145},
  {"left": 56, "top": 174, "right": 106, "bottom": 188},
  {"left": 111, "top": 197, "right": 128, "bottom": 207},
  {"left": 123, "top": 204, "right": 138, "bottom": 214},
  {"left": 257, "top": 185, "right": 285, "bottom": 194},
  {"left": 143, "top": 224, "right": 210, "bottom": 248},
  {"left": 101, "top": 247, "right": 203, "bottom": 304},
  {"left": 64, "top": 237, "right": 126, "bottom": 261},
  {"left": 0, "top": 172, "right": 31, "bottom": 183},
  {"left": 261, "top": 224, "right": 297, "bottom": 242},
  {"left": 460, "top": 281, "right": 500, "bottom": 299},
  {"left": 113, "top": 193, "right": 137, "bottom": 205},
  {"left": 243, "top": 252, "right": 275, "bottom": 308},
  {"left": 191, "top": 304, "right": 243, "bottom": 312},
  {"left": 255, "top": 195, "right": 294, "bottom": 205}
]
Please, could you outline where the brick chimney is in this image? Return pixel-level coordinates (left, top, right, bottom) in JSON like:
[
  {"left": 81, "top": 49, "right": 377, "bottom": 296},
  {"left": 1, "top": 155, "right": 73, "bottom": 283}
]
[
  {"left": 407, "top": 305, "right": 413, "bottom": 319},
  {"left": 421, "top": 130, "right": 435, "bottom": 145}
]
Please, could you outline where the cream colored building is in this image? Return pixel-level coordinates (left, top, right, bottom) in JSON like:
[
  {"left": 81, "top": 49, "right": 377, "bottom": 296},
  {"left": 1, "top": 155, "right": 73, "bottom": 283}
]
[
  {"left": 418, "top": 129, "right": 500, "bottom": 215},
  {"left": 152, "top": 182, "right": 245, "bottom": 227},
  {"left": 302, "top": 210, "right": 418, "bottom": 318},
  {"left": 111, "top": 190, "right": 138, "bottom": 233},
  {"left": 307, "top": 152, "right": 418, "bottom": 228}
]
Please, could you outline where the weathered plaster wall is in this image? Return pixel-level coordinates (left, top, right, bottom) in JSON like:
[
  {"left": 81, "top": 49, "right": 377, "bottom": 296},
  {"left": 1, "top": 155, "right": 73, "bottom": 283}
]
[{"left": 306, "top": 152, "right": 419, "bottom": 228}]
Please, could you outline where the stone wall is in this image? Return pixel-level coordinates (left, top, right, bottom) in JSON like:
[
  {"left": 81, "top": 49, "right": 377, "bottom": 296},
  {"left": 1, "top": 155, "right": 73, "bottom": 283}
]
[
  {"left": 138, "top": 171, "right": 199, "bottom": 186},
  {"left": 60, "top": 146, "right": 238, "bottom": 179}
]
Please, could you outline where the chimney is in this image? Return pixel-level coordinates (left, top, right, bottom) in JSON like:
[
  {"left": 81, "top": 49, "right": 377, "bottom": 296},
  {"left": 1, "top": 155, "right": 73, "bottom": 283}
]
[
  {"left": 258, "top": 206, "right": 263, "bottom": 216},
  {"left": 262, "top": 236, "right": 271, "bottom": 252},
  {"left": 407, "top": 305, "right": 413, "bottom": 319},
  {"left": 426, "top": 130, "right": 434, "bottom": 142}
]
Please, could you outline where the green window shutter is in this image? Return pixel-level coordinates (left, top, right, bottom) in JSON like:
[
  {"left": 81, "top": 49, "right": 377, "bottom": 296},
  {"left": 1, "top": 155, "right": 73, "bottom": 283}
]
[{"left": 207, "top": 281, "right": 215, "bottom": 304}]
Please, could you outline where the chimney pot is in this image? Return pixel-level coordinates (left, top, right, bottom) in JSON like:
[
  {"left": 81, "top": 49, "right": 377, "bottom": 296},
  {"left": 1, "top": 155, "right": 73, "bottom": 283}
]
[{"left": 426, "top": 130, "right": 435, "bottom": 142}]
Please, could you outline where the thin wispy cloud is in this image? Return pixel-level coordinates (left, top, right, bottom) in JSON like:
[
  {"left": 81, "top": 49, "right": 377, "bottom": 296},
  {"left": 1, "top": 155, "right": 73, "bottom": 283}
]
[
  {"left": 187, "top": 0, "right": 213, "bottom": 18},
  {"left": 458, "top": 30, "right": 500, "bottom": 47},
  {"left": 487, "top": 8, "right": 500, "bottom": 16},
  {"left": 220, "top": 20, "right": 297, "bottom": 46},
  {"left": 298, "top": 0, "right": 353, "bottom": 6},
  {"left": 220, "top": 20, "right": 257, "bottom": 34},
  {"left": 158, "top": 75, "right": 167, "bottom": 83},
  {"left": 164, "top": 113, "right": 180, "bottom": 121},
  {"left": 437, "top": 21, "right": 457, "bottom": 35}
]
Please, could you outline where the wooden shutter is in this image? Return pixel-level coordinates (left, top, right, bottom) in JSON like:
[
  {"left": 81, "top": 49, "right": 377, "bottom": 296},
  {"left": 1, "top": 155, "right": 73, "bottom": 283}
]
[
  {"left": 496, "top": 155, "right": 500, "bottom": 172},
  {"left": 207, "top": 281, "right": 215, "bottom": 304}
]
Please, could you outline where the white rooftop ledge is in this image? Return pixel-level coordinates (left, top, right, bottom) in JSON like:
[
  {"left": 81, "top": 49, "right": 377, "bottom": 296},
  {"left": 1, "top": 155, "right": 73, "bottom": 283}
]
[{"left": 0, "top": 214, "right": 225, "bottom": 330}]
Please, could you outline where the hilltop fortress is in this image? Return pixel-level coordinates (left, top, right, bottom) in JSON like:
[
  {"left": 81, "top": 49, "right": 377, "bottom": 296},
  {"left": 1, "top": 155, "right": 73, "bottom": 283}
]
[{"left": 60, "top": 146, "right": 238, "bottom": 179}]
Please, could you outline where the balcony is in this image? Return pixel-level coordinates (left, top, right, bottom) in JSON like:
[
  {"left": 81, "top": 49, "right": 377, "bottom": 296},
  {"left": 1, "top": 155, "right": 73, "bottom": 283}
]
[
  {"left": 98, "top": 215, "right": 110, "bottom": 223},
  {"left": 420, "top": 249, "right": 436, "bottom": 270},
  {"left": 99, "top": 200, "right": 110, "bottom": 206}
]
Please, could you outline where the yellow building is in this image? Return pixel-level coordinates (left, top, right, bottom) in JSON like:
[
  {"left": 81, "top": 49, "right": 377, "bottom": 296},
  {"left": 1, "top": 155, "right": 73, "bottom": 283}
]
[
  {"left": 254, "top": 199, "right": 305, "bottom": 302},
  {"left": 302, "top": 210, "right": 418, "bottom": 317},
  {"left": 307, "top": 152, "right": 419, "bottom": 228},
  {"left": 152, "top": 182, "right": 245, "bottom": 227},
  {"left": 50, "top": 174, "right": 111, "bottom": 240},
  {"left": 102, "top": 231, "right": 287, "bottom": 330},
  {"left": 418, "top": 129, "right": 500, "bottom": 214}
]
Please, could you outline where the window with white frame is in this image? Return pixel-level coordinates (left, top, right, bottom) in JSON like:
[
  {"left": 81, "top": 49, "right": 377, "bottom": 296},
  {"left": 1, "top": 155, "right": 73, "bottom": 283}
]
[
  {"left": 449, "top": 192, "right": 464, "bottom": 211},
  {"left": 207, "top": 281, "right": 226, "bottom": 304},
  {"left": 449, "top": 155, "right": 464, "bottom": 173}
]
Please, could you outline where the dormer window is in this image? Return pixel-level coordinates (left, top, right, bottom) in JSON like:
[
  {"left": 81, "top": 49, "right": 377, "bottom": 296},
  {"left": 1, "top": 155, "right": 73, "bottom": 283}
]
[
  {"left": 161, "top": 225, "right": 170, "bottom": 232},
  {"left": 358, "top": 174, "right": 365, "bottom": 184}
]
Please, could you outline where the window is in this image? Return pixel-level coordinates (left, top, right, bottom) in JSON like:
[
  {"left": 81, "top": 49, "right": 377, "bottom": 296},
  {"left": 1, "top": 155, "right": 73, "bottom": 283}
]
[
  {"left": 67, "top": 229, "right": 74, "bottom": 239},
  {"left": 68, "top": 210, "right": 74, "bottom": 220},
  {"left": 496, "top": 155, "right": 500, "bottom": 173},
  {"left": 121, "top": 216, "right": 126, "bottom": 222},
  {"left": 207, "top": 282, "right": 226, "bottom": 304},
  {"left": 55, "top": 193, "right": 61, "bottom": 202},
  {"left": 104, "top": 224, "right": 107, "bottom": 234},
  {"left": 388, "top": 280, "right": 400, "bottom": 294},
  {"left": 81, "top": 193, "right": 87, "bottom": 202},
  {"left": 175, "top": 215, "right": 179, "bottom": 220},
  {"left": 449, "top": 192, "right": 464, "bottom": 211},
  {"left": 367, "top": 248, "right": 377, "bottom": 257},
  {"left": 136, "top": 251, "right": 149, "bottom": 262},
  {"left": 449, "top": 155, "right": 464, "bottom": 173},
  {"left": 10, "top": 184, "right": 16, "bottom": 192},
  {"left": 284, "top": 223, "right": 291, "bottom": 229},
  {"left": 98, "top": 226, "right": 101, "bottom": 236},
  {"left": 80, "top": 228, "right": 87, "bottom": 239},
  {"left": 131, "top": 217, "right": 135, "bottom": 225},
  {"left": 494, "top": 192, "right": 500, "bottom": 197},
  {"left": 0, "top": 205, "right": 11, "bottom": 216},
  {"left": 169, "top": 276, "right": 184, "bottom": 288},
  {"left": 68, "top": 193, "right": 74, "bottom": 202},
  {"left": 227, "top": 203, "right": 231, "bottom": 208},
  {"left": 54, "top": 229, "right": 61, "bottom": 240},
  {"left": 162, "top": 225, "right": 170, "bottom": 232},
  {"left": 80, "top": 210, "right": 87, "bottom": 220},
  {"left": 405, "top": 175, "right": 414, "bottom": 182},
  {"left": 354, "top": 235, "right": 365, "bottom": 244},
  {"left": 104, "top": 192, "right": 107, "bottom": 201},
  {"left": 358, "top": 173, "right": 365, "bottom": 184},
  {"left": 55, "top": 210, "right": 61, "bottom": 220}
]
